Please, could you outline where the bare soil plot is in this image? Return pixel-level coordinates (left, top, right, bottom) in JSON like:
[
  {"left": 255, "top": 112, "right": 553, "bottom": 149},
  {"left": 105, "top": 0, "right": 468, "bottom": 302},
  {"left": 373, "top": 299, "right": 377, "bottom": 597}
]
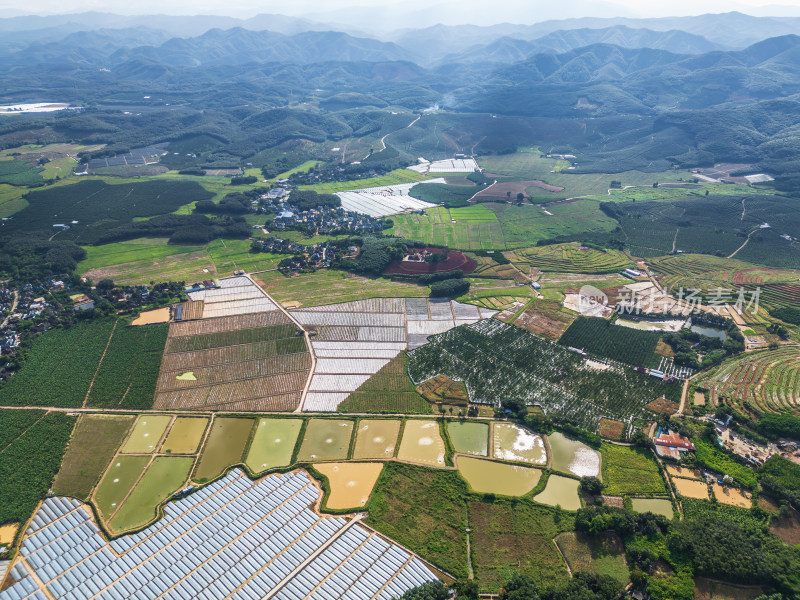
[
  {"left": 0, "top": 523, "right": 19, "bottom": 544},
  {"left": 555, "top": 532, "right": 629, "bottom": 585},
  {"left": 694, "top": 391, "right": 707, "bottom": 406},
  {"left": 646, "top": 397, "right": 680, "bottom": 415},
  {"left": 397, "top": 420, "right": 446, "bottom": 467},
  {"left": 694, "top": 577, "right": 763, "bottom": 600},
  {"left": 416, "top": 374, "right": 469, "bottom": 405},
  {"left": 120, "top": 415, "right": 172, "bottom": 454},
  {"left": 666, "top": 464, "right": 701, "bottom": 479},
  {"left": 711, "top": 484, "right": 752, "bottom": 508},
  {"left": 315, "top": 462, "right": 383, "bottom": 509},
  {"left": 352, "top": 419, "right": 401, "bottom": 459},
  {"left": 515, "top": 303, "right": 575, "bottom": 339},
  {"left": 244, "top": 418, "right": 303, "bottom": 474},
  {"left": 674, "top": 478, "right": 710, "bottom": 499},
  {"left": 52, "top": 414, "right": 135, "bottom": 500},
  {"left": 598, "top": 418, "right": 626, "bottom": 441},
  {"left": 131, "top": 307, "right": 170, "bottom": 325},
  {"left": 193, "top": 418, "right": 254, "bottom": 483},
  {"left": 297, "top": 419, "right": 354, "bottom": 462},
  {"left": 160, "top": 417, "right": 208, "bottom": 454},
  {"left": 770, "top": 508, "right": 800, "bottom": 545}
]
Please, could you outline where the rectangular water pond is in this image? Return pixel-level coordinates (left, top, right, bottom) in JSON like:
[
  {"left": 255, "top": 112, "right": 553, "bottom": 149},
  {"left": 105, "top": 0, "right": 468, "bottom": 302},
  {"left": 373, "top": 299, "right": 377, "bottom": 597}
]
[
  {"left": 121, "top": 415, "right": 172, "bottom": 454},
  {"left": 315, "top": 462, "right": 383, "bottom": 509},
  {"left": 457, "top": 457, "right": 541, "bottom": 496},
  {"left": 534, "top": 475, "right": 581, "bottom": 511},
  {"left": 297, "top": 419, "right": 354, "bottom": 462},
  {"left": 352, "top": 419, "right": 401, "bottom": 460},
  {"left": 548, "top": 432, "right": 601, "bottom": 478},
  {"left": 631, "top": 498, "right": 674, "bottom": 519},
  {"left": 193, "top": 418, "right": 254, "bottom": 483},
  {"left": 397, "top": 420, "right": 445, "bottom": 467},
  {"left": 161, "top": 417, "right": 208, "bottom": 454},
  {"left": 93, "top": 455, "right": 151, "bottom": 521},
  {"left": 447, "top": 422, "right": 489, "bottom": 456},
  {"left": 492, "top": 423, "right": 546, "bottom": 465},
  {"left": 245, "top": 418, "right": 303, "bottom": 474}
]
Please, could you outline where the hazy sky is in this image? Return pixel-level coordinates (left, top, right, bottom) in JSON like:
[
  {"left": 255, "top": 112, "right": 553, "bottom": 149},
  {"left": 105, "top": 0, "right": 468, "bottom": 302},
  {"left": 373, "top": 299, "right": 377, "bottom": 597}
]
[{"left": 3, "top": 0, "right": 800, "bottom": 21}]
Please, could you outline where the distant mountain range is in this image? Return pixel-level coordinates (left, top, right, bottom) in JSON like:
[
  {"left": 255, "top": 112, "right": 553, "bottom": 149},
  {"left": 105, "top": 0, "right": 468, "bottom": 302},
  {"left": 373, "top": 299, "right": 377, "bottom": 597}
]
[{"left": 4, "top": 11, "right": 800, "bottom": 68}]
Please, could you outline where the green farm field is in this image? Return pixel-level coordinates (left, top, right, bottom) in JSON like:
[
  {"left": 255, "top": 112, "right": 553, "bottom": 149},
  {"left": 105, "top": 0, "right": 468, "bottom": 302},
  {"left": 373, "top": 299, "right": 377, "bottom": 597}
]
[
  {"left": 388, "top": 205, "right": 507, "bottom": 250},
  {"left": 507, "top": 242, "right": 632, "bottom": 273},
  {"left": 600, "top": 444, "right": 667, "bottom": 496},
  {"left": 80, "top": 238, "right": 284, "bottom": 285},
  {"left": 52, "top": 414, "right": 135, "bottom": 500},
  {"left": 255, "top": 269, "right": 428, "bottom": 308},
  {"left": 554, "top": 531, "right": 629, "bottom": 586},
  {"left": 338, "top": 353, "right": 432, "bottom": 414},
  {"left": 299, "top": 168, "right": 429, "bottom": 193},
  {"left": 470, "top": 500, "right": 572, "bottom": 592},
  {"left": 478, "top": 152, "right": 691, "bottom": 198},
  {"left": 366, "top": 462, "right": 470, "bottom": 579}
]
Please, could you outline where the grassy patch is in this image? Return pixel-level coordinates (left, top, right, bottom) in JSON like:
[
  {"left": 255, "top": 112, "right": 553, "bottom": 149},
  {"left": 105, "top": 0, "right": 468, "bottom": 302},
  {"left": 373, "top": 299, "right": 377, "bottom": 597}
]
[
  {"left": 298, "top": 169, "right": 428, "bottom": 193},
  {"left": 693, "top": 439, "right": 758, "bottom": 489},
  {"left": 555, "top": 531, "right": 629, "bottom": 585},
  {"left": 365, "top": 462, "right": 470, "bottom": 578},
  {"left": 52, "top": 414, "right": 135, "bottom": 500},
  {"left": 471, "top": 500, "right": 572, "bottom": 592},
  {"left": 494, "top": 200, "right": 618, "bottom": 247},
  {"left": 388, "top": 205, "right": 507, "bottom": 250},
  {"left": 255, "top": 269, "right": 427, "bottom": 308},
  {"left": 339, "top": 353, "right": 432, "bottom": 414},
  {"left": 600, "top": 443, "right": 666, "bottom": 496}
]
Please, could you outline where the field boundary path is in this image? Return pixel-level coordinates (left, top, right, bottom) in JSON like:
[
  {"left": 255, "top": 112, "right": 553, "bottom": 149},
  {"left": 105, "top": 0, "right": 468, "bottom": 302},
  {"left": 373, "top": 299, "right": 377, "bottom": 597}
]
[
  {"left": 244, "top": 273, "right": 316, "bottom": 413},
  {"left": 363, "top": 115, "right": 421, "bottom": 160},
  {"left": 728, "top": 228, "right": 757, "bottom": 259},
  {"left": 83, "top": 320, "right": 118, "bottom": 408}
]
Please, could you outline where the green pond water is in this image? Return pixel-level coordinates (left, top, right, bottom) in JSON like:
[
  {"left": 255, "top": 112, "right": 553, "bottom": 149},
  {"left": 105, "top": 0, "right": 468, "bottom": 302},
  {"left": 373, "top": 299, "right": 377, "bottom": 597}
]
[
  {"left": 457, "top": 456, "right": 541, "bottom": 496},
  {"left": 548, "top": 432, "right": 601, "bottom": 478},
  {"left": 447, "top": 422, "right": 489, "bottom": 456},
  {"left": 534, "top": 474, "right": 581, "bottom": 511},
  {"left": 297, "top": 419, "right": 354, "bottom": 462},
  {"left": 631, "top": 498, "right": 674, "bottom": 519},
  {"left": 245, "top": 418, "right": 303, "bottom": 474}
]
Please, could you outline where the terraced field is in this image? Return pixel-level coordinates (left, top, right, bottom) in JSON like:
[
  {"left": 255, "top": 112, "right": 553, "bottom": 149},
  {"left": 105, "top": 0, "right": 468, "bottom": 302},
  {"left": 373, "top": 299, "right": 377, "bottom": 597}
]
[
  {"left": 507, "top": 243, "right": 632, "bottom": 273},
  {"left": 695, "top": 347, "right": 800, "bottom": 414}
]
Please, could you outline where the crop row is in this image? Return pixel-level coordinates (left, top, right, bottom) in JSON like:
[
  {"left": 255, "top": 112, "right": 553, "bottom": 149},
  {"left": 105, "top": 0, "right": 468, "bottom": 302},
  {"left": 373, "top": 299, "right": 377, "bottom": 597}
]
[
  {"left": 0, "top": 320, "right": 116, "bottom": 407},
  {"left": 511, "top": 243, "right": 630, "bottom": 274},
  {"left": 168, "top": 310, "right": 290, "bottom": 338},
  {"left": 165, "top": 323, "right": 299, "bottom": 353},
  {"left": 87, "top": 324, "right": 169, "bottom": 410},
  {"left": 161, "top": 337, "right": 307, "bottom": 371},
  {"left": 558, "top": 317, "right": 662, "bottom": 369}
]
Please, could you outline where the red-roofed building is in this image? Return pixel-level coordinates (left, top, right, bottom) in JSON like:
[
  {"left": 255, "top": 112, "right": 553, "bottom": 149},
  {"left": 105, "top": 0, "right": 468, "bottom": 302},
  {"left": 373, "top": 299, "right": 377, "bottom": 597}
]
[{"left": 653, "top": 432, "right": 695, "bottom": 459}]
